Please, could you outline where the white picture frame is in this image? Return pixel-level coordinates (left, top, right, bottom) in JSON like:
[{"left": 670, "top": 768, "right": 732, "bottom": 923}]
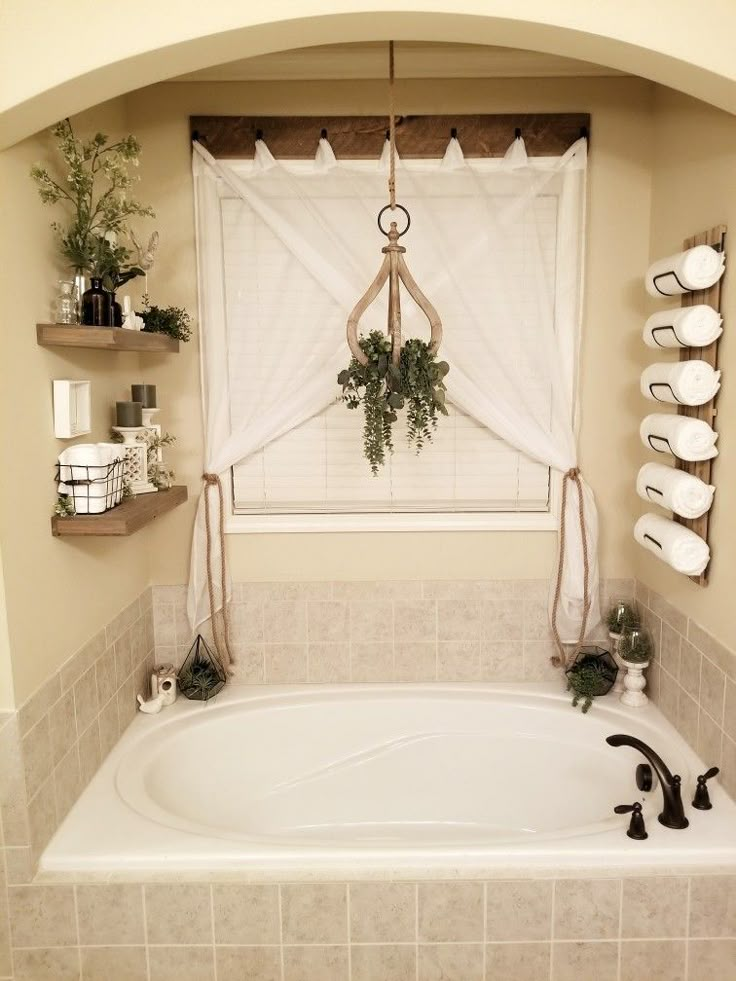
[{"left": 53, "top": 380, "right": 91, "bottom": 439}]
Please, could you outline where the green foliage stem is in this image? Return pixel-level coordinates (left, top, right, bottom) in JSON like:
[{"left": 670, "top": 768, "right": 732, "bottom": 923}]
[
  {"left": 30, "top": 118, "right": 154, "bottom": 278},
  {"left": 338, "top": 331, "right": 450, "bottom": 474}
]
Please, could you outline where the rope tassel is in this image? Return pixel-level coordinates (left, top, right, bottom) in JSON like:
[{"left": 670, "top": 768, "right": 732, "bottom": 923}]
[
  {"left": 202, "top": 473, "right": 233, "bottom": 672},
  {"left": 550, "top": 468, "right": 592, "bottom": 668}
]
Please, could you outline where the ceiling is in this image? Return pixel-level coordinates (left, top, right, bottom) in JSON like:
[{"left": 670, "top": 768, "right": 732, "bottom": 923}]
[{"left": 172, "top": 41, "right": 626, "bottom": 82}]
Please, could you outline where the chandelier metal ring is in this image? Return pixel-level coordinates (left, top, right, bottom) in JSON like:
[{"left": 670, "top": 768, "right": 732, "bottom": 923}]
[{"left": 377, "top": 203, "right": 411, "bottom": 238}]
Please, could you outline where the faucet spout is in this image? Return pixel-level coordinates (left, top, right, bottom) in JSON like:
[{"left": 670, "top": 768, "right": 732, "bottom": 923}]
[{"left": 606, "top": 734, "right": 689, "bottom": 830}]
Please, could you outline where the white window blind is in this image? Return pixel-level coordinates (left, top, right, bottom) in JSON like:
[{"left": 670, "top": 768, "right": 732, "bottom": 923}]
[{"left": 225, "top": 176, "right": 559, "bottom": 518}]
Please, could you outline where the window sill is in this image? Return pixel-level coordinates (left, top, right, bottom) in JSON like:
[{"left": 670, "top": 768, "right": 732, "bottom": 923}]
[{"left": 225, "top": 512, "right": 559, "bottom": 534}]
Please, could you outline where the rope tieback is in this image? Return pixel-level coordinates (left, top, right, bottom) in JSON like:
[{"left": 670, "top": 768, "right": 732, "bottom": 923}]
[
  {"left": 550, "top": 467, "right": 592, "bottom": 670},
  {"left": 202, "top": 473, "right": 233, "bottom": 672}
]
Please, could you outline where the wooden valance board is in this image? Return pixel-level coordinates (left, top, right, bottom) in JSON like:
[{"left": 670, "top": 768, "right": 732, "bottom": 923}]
[
  {"left": 190, "top": 113, "right": 589, "bottom": 159},
  {"left": 673, "top": 224, "right": 727, "bottom": 586}
]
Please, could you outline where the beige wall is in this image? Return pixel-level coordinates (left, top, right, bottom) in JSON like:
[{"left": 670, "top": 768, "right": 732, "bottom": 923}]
[
  {"left": 127, "top": 75, "right": 653, "bottom": 587},
  {"left": 0, "top": 547, "right": 14, "bottom": 710},
  {"left": 3, "top": 1, "right": 736, "bottom": 145},
  {"left": 636, "top": 88, "right": 736, "bottom": 652},
  {"left": 0, "top": 101, "right": 153, "bottom": 706}
]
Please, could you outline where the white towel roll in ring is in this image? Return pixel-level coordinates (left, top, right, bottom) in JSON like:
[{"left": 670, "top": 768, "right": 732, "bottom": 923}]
[
  {"left": 639, "top": 413, "right": 718, "bottom": 461},
  {"left": 643, "top": 305, "right": 723, "bottom": 349},
  {"left": 634, "top": 512, "right": 710, "bottom": 576},
  {"left": 641, "top": 360, "right": 720, "bottom": 406},
  {"left": 645, "top": 245, "right": 725, "bottom": 297}
]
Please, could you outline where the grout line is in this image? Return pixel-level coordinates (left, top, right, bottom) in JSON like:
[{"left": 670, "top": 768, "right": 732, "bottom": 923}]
[
  {"left": 72, "top": 884, "right": 82, "bottom": 981},
  {"left": 617, "top": 878, "right": 623, "bottom": 981},
  {"left": 482, "top": 880, "right": 487, "bottom": 979},
  {"left": 210, "top": 884, "right": 218, "bottom": 981},
  {"left": 345, "top": 883, "right": 351, "bottom": 979},
  {"left": 684, "top": 876, "right": 692, "bottom": 981},
  {"left": 277, "top": 884, "right": 284, "bottom": 981},
  {"left": 141, "top": 884, "right": 150, "bottom": 981},
  {"left": 415, "top": 881, "right": 419, "bottom": 981}
]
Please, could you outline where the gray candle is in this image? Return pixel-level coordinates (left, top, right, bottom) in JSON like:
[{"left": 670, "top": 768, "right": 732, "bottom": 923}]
[
  {"left": 131, "top": 384, "right": 157, "bottom": 408},
  {"left": 116, "top": 401, "right": 143, "bottom": 427}
]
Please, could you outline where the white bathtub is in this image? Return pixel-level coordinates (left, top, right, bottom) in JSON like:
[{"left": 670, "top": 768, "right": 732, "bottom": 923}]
[{"left": 41, "top": 683, "right": 736, "bottom": 876}]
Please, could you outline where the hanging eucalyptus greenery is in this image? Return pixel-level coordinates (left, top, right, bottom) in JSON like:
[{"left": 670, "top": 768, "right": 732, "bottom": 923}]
[{"left": 338, "top": 330, "right": 450, "bottom": 474}]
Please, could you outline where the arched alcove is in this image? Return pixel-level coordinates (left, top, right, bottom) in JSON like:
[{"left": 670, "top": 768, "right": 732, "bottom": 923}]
[{"left": 2, "top": 3, "right": 736, "bottom": 146}]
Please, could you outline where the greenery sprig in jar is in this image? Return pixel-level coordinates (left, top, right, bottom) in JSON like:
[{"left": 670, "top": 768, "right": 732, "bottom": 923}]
[
  {"left": 338, "top": 330, "right": 450, "bottom": 474},
  {"left": 31, "top": 118, "right": 155, "bottom": 324}
]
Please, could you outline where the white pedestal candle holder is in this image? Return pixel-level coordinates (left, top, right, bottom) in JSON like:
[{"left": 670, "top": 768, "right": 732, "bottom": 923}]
[
  {"left": 609, "top": 632, "right": 626, "bottom": 693},
  {"left": 112, "top": 426, "right": 157, "bottom": 495},
  {"left": 620, "top": 660, "right": 649, "bottom": 707}
]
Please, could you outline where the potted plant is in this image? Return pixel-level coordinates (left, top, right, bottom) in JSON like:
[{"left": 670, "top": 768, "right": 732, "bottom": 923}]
[
  {"left": 565, "top": 647, "right": 618, "bottom": 713},
  {"left": 338, "top": 329, "right": 449, "bottom": 473},
  {"left": 31, "top": 118, "right": 155, "bottom": 323},
  {"left": 618, "top": 628, "right": 653, "bottom": 708},
  {"left": 140, "top": 295, "right": 192, "bottom": 342}
]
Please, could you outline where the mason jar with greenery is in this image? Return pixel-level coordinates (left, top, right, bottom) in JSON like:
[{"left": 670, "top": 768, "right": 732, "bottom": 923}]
[{"left": 31, "top": 118, "right": 155, "bottom": 320}]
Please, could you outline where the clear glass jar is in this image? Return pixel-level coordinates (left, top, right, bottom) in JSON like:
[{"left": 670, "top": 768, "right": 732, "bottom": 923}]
[{"left": 54, "top": 280, "right": 77, "bottom": 324}]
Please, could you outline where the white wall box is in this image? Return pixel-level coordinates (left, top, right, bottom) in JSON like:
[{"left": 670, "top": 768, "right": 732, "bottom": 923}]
[{"left": 53, "top": 379, "right": 91, "bottom": 439}]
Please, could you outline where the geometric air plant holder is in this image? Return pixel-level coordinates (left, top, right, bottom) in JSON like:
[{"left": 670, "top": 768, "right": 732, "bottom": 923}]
[{"left": 178, "top": 635, "right": 226, "bottom": 701}]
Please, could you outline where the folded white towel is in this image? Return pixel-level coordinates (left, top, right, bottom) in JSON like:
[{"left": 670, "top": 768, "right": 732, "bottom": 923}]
[
  {"left": 645, "top": 245, "right": 725, "bottom": 297},
  {"left": 643, "top": 305, "right": 723, "bottom": 349},
  {"left": 636, "top": 462, "right": 715, "bottom": 519},
  {"left": 634, "top": 512, "right": 710, "bottom": 576},
  {"left": 641, "top": 360, "right": 720, "bottom": 405},
  {"left": 640, "top": 413, "right": 718, "bottom": 461},
  {"left": 57, "top": 483, "right": 110, "bottom": 514}
]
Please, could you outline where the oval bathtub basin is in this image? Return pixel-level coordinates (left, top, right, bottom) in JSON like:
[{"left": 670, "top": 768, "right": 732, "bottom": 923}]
[
  {"left": 117, "top": 687, "right": 670, "bottom": 845},
  {"left": 41, "top": 684, "right": 736, "bottom": 874}
]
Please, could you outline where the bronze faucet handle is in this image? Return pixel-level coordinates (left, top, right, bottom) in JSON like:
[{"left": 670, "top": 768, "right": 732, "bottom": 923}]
[
  {"left": 614, "top": 801, "right": 648, "bottom": 840},
  {"left": 693, "top": 767, "right": 720, "bottom": 810}
]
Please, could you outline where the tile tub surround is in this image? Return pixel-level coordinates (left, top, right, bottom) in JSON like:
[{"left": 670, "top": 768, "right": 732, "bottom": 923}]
[
  {"left": 0, "top": 590, "right": 155, "bottom": 889},
  {"left": 637, "top": 581, "right": 736, "bottom": 803},
  {"left": 154, "top": 578, "right": 633, "bottom": 685},
  {"left": 1, "top": 876, "right": 735, "bottom": 980}
]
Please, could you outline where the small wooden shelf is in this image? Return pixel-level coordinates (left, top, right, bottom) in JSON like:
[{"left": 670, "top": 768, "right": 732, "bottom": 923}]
[
  {"left": 52, "top": 485, "right": 188, "bottom": 537},
  {"left": 37, "top": 323, "right": 179, "bottom": 353}
]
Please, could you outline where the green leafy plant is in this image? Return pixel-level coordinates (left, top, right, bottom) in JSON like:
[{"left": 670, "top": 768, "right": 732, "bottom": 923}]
[
  {"left": 607, "top": 601, "right": 640, "bottom": 635},
  {"left": 30, "top": 118, "right": 154, "bottom": 277},
  {"left": 565, "top": 651, "right": 618, "bottom": 713},
  {"left": 338, "top": 330, "right": 450, "bottom": 473},
  {"left": 53, "top": 495, "right": 76, "bottom": 518},
  {"left": 619, "top": 630, "right": 653, "bottom": 664},
  {"left": 567, "top": 661, "right": 612, "bottom": 713},
  {"left": 146, "top": 431, "right": 176, "bottom": 490},
  {"left": 140, "top": 295, "right": 192, "bottom": 342}
]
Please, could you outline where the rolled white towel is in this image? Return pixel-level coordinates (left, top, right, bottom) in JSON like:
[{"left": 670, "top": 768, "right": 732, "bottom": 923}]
[
  {"left": 645, "top": 245, "right": 725, "bottom": 297},
  {"left": 643, "top": 305, "right": 723, "bottom": 349},
  {"left": 640, "top": 413, "right": 718, "bottom": 461},
  {"left": 58, "top": 443, "right": 105, "bottom": 483},
  {"left": 634, "top": 512, "right": 710, "bottom": 576},
  {"left": 636, "top": 462, "right": 715, "bottom": 519},
  {"left": 57, "top": 483, "right": 108, "bottom": 514},
  {"left": 641, "top": 360, "right": 720, "bottom": 405}
]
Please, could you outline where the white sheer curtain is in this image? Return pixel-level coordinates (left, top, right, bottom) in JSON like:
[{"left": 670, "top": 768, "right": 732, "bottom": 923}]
[{"left": 189, "top": 135, "right": 599, "bottom": 648}]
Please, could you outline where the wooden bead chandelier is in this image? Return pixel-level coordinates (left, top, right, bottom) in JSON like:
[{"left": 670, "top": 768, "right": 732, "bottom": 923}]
[{"left": 345, "top": 41, "right": 443, "bottom": 366}]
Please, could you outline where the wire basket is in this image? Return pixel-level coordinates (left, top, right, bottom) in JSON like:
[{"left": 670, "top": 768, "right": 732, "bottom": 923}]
[{"left": 55, "top": 459, "right": 125, "bottom": 514}]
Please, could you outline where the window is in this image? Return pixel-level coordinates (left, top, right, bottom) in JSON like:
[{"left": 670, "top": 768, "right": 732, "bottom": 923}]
[{"left": 224, "top": 179, "right": 563, "bottom": 531}]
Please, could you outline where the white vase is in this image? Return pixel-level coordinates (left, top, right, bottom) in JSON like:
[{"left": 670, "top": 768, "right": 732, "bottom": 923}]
[
  {"left": 609, "top": 632, "right": 626, "bottom": 693},
  {"left": 620, "top": 659, "right": 649, "bottom": 707}
]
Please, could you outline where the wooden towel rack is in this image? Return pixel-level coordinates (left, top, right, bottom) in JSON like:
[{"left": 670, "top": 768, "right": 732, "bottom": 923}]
[{"left": 673, "top": 224, "right": 726, "bottom": 585}]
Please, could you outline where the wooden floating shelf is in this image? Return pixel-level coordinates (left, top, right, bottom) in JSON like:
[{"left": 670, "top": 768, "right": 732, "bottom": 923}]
[
  {"left": 37, "top": 323, "right": 179, "bottom": 353},
  {"left": 52, "top": 485, "right": 188, "bottom": 537}
]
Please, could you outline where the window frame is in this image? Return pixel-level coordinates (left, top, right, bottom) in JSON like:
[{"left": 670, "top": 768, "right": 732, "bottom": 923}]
[{"left": 207, "top": 113, "right": 587, "bottom": 536}]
